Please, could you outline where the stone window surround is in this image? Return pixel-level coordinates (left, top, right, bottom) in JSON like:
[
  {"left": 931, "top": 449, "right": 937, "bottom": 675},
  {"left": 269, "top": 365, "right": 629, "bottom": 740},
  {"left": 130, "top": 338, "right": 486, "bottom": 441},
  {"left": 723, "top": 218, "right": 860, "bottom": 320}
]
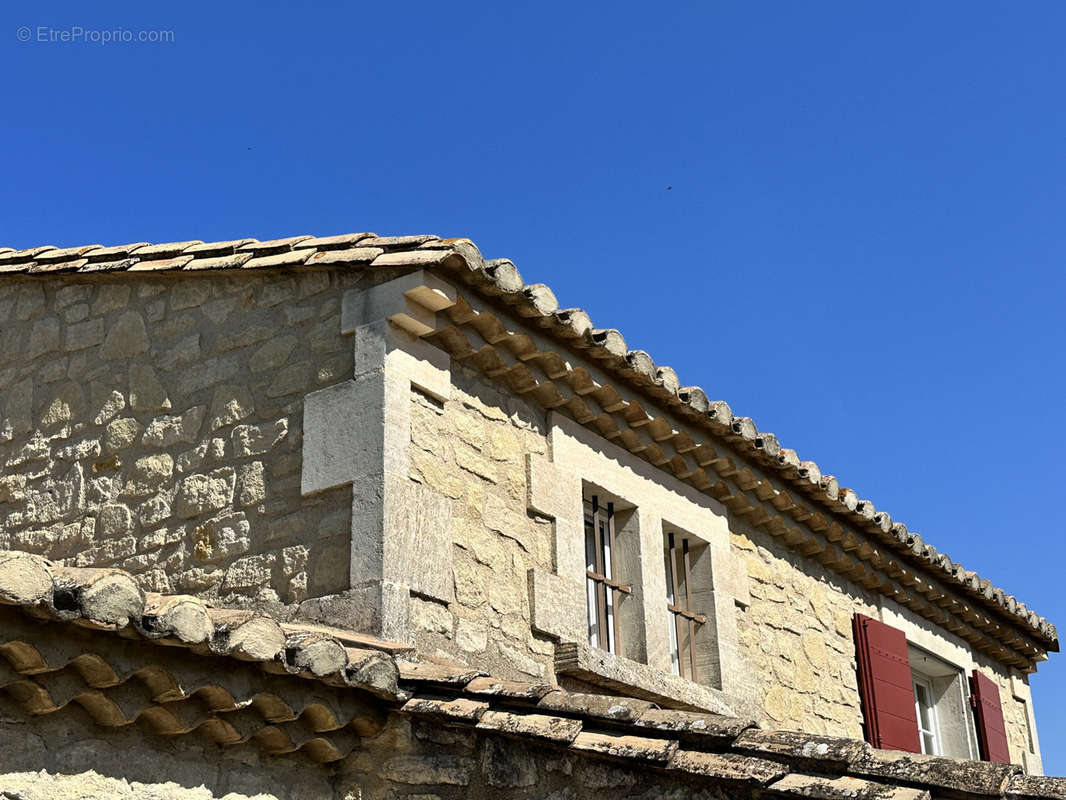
[{"left": 528, "top": 411, "right": 755, "bottom": 714}]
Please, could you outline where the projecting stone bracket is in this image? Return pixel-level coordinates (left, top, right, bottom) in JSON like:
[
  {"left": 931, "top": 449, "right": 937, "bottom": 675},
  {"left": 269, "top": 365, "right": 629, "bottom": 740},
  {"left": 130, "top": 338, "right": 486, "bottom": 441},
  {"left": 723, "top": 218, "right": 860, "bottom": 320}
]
[{"left": 300, "top": 271, "right": 456, "bottom": 641}]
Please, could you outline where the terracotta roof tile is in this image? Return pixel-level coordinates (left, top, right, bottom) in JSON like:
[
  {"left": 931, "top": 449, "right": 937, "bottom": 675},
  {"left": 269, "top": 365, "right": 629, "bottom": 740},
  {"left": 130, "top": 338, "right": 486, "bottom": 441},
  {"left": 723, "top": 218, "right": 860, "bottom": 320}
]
[
  {"left": 128, "top": 255, "right": 195, "bottom": 271},
  {"left": 293, "top": 233, "right": 374, "bottom": 250},
  {"left": 184, "top": 238, "right": 257, "bottom": 256},
  {"left": 130, "top": 240, "right": 202, "bottom": 259},
  {"left": 33, "top": 244, "right": 102, "bottom": 262},
  {"left": 237, "top": 235, "right": 312, "bottom": 254},
  {"left": 243, "top": 250, "right": 314, "bottom": 269}
]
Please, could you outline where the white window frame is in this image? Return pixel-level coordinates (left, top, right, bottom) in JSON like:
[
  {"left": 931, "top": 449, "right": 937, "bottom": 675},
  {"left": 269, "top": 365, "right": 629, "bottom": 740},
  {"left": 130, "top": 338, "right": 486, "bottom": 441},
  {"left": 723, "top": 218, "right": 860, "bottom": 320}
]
[{"left": 913, "top": 674, "right": 942, "bottom": 756}]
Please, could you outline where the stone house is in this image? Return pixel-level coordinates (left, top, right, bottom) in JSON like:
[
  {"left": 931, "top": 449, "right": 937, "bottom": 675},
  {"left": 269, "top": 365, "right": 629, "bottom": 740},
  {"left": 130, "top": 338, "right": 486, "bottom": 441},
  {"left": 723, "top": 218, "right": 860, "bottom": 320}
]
[{"left": 0, "top": 232, "right": 1059, "bottom": 799}]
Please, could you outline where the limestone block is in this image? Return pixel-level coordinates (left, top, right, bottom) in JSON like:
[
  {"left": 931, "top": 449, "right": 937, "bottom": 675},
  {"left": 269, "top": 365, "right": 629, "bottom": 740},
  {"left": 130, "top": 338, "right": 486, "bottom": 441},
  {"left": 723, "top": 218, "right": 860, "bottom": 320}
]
[
  {"left": 91, "top": 283, "right": 131, "bottom": 315},
  {"left": 209, "top": 384, "right": 254, "bottom": 430},
  {"left": 100, "top": 311, "right": 149, "bottom": 359},
  {"left": 236, "top": 461, "right": 266, "bottom": 507},
  {"left": 249, "top": 335, "right": 298, "bottom": 373},
  {"left": 302, "top": 379, "right": 381, "bottom": 495},
  {"left": 129, "top": 364, "right": 170, "bottom": 412},
  {"left": 528, "top": 568, "right": 585, "bottom": 643},
  {"left": 39, "top": 382, "right": 84, "bottom": 428},
  {"left": 170, "top": 280, "right": 213, "bottom": 311},
  {"left": 127, "top": 454, "right": 174, "bottom": 496},
  {"left": 142, "top": 407, "right": 206, "bottom": 448},
  {"left": 0, "top": 474, "right": 27, "bottom": 503},
  {"left": 384, "top": 480, "right": 453, "bottom": 603},
  {"left": 55, "top": 284, "right": 89, "bottom": 309},
  {"left": 136, "top": 496, "right": 171, "bottom": 528},
  {"left": 91, "top": 388, "right": 127, "bottom": 425},
  {"left": 62, "top": 302, "right": 89, "bottom": 323},
  {"left": 456, "top": 618, "right": 488, "bottom": 652},
  {"left": 221, "top": 552, "right": 275, "bottom": 592},
  {"left": 27, "top": 317, "right": 60, "bottom": 359},
  {"left": 3, "top": 377, "right": 33, "bottom": 436},
  {"left": 15, "top": 283, "right": 45, "bottom": 320},
  {"left": 233, "top": 419, "right": 289, "bottom": 459},
  {"left": 712, "top": 547, "right": 751, "bottom": 607},
  {"left": 64, "top": 318, "right": 105, "bottom": 351},
  {"left": 526, "top": 453, "right": 576, "bottom": 519},
  {"left": 175, "top": 468, "right": 236, "bottom": 519},
  {"left": 193, "top": 512, "right": 251, "bottom": 563}
]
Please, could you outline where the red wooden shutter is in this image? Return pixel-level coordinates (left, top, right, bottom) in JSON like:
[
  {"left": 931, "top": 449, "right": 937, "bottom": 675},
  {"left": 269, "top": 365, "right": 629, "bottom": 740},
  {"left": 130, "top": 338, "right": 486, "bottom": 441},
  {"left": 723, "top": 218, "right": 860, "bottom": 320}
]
[
  {"left": 853, "top": 613, "right": 921, "bottom": 753},
  {"left": 971, "top": 671, "right": 1011, "bottom": 763}
]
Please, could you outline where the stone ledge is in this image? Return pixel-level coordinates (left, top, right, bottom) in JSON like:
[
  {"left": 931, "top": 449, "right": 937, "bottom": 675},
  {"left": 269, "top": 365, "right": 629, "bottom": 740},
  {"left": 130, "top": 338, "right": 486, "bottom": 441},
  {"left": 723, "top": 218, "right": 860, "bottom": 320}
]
[{"left": 554, "top": 640, "right": 745, "bottom": 717}]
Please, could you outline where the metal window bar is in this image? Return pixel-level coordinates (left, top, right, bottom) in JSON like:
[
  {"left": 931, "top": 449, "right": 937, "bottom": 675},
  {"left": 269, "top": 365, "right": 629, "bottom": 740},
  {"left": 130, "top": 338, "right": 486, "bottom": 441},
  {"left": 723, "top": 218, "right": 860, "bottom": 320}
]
[
  {"left": 665, "top": 531, "right": 706, "bottom": 682},
  {"left": 584, "top": 496, "right": 630, "bottom": 655}
]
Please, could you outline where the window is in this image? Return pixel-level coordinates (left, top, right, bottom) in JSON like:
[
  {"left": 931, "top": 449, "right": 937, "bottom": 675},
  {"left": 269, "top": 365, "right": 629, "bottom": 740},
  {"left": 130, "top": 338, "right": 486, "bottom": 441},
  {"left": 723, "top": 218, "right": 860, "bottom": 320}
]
[
  {"left": 855, "top": 614, "right": 989, "bottom": 761},
  {"left": 908, "top": 645, "right": 978, "bottom": 760},
  {"left": 583, "top": 494, "right": 631, "bottom": 653},
  {"left": 663, "top": 530, "right": 706, "bottom": 681}
]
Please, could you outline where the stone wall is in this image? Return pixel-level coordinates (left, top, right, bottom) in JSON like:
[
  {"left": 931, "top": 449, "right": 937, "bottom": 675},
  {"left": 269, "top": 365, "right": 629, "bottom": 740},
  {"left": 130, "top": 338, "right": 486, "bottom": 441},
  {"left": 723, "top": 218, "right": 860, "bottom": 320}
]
[
  {"left": 407, "top": 362, "right": 557, "bottom": 681},
  {"left": 730, "top": 517, "right": 874, "bottom": 739},
  {"left": 0, "top": 271, "right": 363, "bottom": 613}
]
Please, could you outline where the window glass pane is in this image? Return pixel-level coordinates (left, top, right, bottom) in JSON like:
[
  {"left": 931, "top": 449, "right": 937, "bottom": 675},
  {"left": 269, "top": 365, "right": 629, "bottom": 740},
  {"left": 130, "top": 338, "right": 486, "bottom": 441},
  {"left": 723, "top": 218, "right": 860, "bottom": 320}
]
[
  {"left": 604, "top": 583, "right": 615, "bottom": 654},
  {"left": 663, "top": 543, "right": 675, "bottom": 605},
  {"left": 922, "top": 731, "right": 936, "bottom": 755},
  {"left": 586, "top": 576, "right": 599, "bottom": 648},
  {"left": 915, "top": 683, "right": 934, "bottom": 729},
  {"left": 584, "top": 519, "right": 596, "bottom": 572},
  {"left": 667, "top": 608, "right": 680, "bottom": 675}
]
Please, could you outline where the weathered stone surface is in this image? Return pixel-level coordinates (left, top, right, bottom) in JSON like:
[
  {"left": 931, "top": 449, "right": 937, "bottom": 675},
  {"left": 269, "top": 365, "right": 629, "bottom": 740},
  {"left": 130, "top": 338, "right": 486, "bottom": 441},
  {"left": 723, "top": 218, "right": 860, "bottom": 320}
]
[
  {"left": 572, "top": 731, "right": 679, "bottom": 763},
  {"left": 97, "top": 504, "right": 133, "bottom": 539},
  {"left": 1008, "top": 775, "right": 1066, "bottom": 800},
  {"left": 209, "top": 384, "right": 254, "bottom": 429},
  {"left": 538, "top": 690, "right": 653, "bottom": 723},
  {"left": 634, "top": 708, "right": 753, "bottom": 744},
  {"left": 100, "top": 311, "right": 149, "bottom": 359},
  {"left": 128, "top": 454, "right": 174, "bottom": 494},
  {"left": 476, "top": 709, "right": 583, "bottom": 744},
  {"left": 232, "top": 419, "right": 288, "bottom": 457},
  {"left": 380, "top": 756, "right": 476, "bottom": 786},
  {"left": 236, "top": 461, "right": 266, "bottom": 507},
  {"left": 142, "top": 407, "right": 206, "bottom": 447},
  {"left": 64, "top": 317, "right": 105, "bottom": 351},
  {"left": 851, "top": 749, "right": 1021, "bottom": 797},
  {"left": 175, "top": 468, "right": 236, "bottom": 519},
  {"left": 669, "top": 750, "right": 787, "bottom": 785},
  {"left": 104, "top": 417, "right": 143, "bottom": 452},
  {"left": 27, "top": 317, "right": 60, "bottom": 359},
  {"left": 249, "top": 335, "right": 298, "bottom": 373},
  {"left": 91, "top": 389, "right": 126, "bottom": 425},
  {"left": 768, "top": 773, "right": 932, "bottom": 800},
  {"left": 735, "top": 729, "right": 869, "bottom": 769},
  {"left": 129, "top": 364, "right": 170, "bottom": 411},
  {"left": 401, "top": 697, "right": 489, "bottom": 723}
]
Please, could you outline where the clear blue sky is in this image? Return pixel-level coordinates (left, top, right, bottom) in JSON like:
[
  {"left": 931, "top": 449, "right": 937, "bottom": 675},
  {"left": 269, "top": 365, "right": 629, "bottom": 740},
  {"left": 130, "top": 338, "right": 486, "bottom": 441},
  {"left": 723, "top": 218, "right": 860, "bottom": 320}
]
[{"left": 3, "top": 0, "right": 1064, "bottom": 772}]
